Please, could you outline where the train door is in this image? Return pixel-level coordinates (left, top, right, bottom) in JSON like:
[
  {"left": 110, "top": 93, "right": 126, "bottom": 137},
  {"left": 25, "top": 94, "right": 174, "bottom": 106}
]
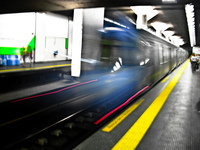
[
  {"left": 174, "top": 48, "right": 177, "bottom": 66},
  {"left": 150, "top": 44, "right": 163, "bottom": 83},
  {"left": 137, "top": 40, "right": 155, "bottom": 86},
  {"left": 176, "top": 49, "right": 180, "bottom": 65},
  {"left": 170, "top": 47, "right": 176, "bottom": 70},
  {"left": 169, "top": 47, "right": 173, "bottom": 70}
]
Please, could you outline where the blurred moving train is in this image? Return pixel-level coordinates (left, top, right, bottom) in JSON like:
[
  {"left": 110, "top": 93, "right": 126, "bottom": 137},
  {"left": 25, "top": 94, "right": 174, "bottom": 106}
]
[
  {"left": 83, "top": 9, "right": 188, "bottom": 87},
  {"left": 78, "top": 9, "right": 189, "bottom": 107}
]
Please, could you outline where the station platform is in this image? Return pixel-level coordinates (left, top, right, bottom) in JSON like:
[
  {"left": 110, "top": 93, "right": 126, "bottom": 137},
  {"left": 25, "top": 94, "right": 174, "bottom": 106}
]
[
  {"left": 73, "top": 59, "right": 200, "bottom": 150},
  {"left": 0, "top": 60, "right": 71, "bottom": 74},
  {"left": 0, "top": 60, "right": 72, "bottom": 94}
]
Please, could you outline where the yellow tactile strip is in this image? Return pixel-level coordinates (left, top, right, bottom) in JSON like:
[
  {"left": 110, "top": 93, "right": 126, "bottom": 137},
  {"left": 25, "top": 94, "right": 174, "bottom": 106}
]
[
  {"left": 112, "top": 59, "right": 190, "bottom": 150},
  {"left": 0, "top": 64, "right": 71, "bottom": 73},
  {"left": 102, "top": 99, "right": 144, "bottom": 133}
]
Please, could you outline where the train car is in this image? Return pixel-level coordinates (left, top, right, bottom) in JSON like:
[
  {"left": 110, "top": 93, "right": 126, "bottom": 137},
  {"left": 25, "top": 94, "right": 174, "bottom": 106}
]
[
  {"left": 78, "top": 9, "right": 188, "bottom": 108},
  {"left": 94, "top": 9, "right": 188, "bottom": 91}
]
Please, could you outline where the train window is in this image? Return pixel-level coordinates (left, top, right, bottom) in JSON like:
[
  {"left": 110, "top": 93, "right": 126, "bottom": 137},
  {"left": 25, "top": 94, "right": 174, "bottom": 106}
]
[
  {"left": 170, "top": 48, "right": 173, "bottom": 59},
  {"left": 121, "top": 49, "right": 143, "bottom": 66},
  {"left": 137, "top": 39, "right": 152, "bottom": 66},
  {"left": 100, "top": 45, "right": 112, "bottom": 62},
  {"left": 100, "top": 45, "right": 126, "bottom": 65},
  {"left": 100, "top": 40, "right": 144, "bottom": 67},
  {"left": 163, "top": 47, "right": 170, "bottom": 63},
  {"left": 159, "top": 46, "right": 171, "bottom": 64},
  {"left": 159, "top": 45, "right": 164, "bottom": 64},
  {"left": 174, "top": 49, "right": 177, "bottom": 59}
]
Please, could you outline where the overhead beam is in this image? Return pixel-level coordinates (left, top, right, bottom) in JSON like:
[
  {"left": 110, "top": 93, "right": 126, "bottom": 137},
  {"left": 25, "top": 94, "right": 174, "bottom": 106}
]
[{"left": 0, "top": 0, "right": 198, "bottom": 14}]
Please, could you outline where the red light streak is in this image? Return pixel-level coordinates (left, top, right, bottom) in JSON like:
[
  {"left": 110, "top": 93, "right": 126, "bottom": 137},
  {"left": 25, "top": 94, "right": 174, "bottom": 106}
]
[
  {"left": 10, "top": 79, "right": 98, "bottom": 103},
  {"left": 94, "top": 86, "right": 149, "bottom": 125}
]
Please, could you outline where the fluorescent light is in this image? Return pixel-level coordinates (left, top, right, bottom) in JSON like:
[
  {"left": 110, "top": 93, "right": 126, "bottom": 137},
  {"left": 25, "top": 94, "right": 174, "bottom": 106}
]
[
  {"left": 130, "top": 6, "right": 158, "bottom": 21},
  {"left": 163, "top": 31, "right": 175, "bottom": 37},
  {"left": 118, "top": 57, "right": 122, "bottom": 65},
  {"left": 104, "top": 18, "right": 129, "bottom": 29},
  {"left": 131, "top": 6, "right": 159, "bottom": 29},
  {"left": 126, "top": 16, "right": 136, "bottom": 25},
  {"left": 170, "top": 36, "right": 185, "bottom": 46},
  {"left": 140, "top": 61, "right": 145, "bottom": 66},
  {"left": 151, "top": 22, "right": 172, "bottom": 32},
  {"left": 185, "top": 4, "right": 196, "bottom": 47},
  {"left": 170, "top": 35, "right": 181, "bottom": 40},
  {"left": 115, "top": 61, "right": 121, "bottom": 69},
  {"left": 111, "top": 59, "right": 122, "bottom": 72},
  {"left": 145, "top": 58, "right": 150, "bottom": 64},
  {"left": 104, "top": 27, "right": 125, "bottom": 31}
]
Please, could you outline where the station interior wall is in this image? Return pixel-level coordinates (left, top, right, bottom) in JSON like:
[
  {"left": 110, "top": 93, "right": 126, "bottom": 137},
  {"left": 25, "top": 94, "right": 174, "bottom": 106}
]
[
  {"left": 0, "top": 8, "right": 105, "bottom": 68},
  {"left": 35, "top": 12, "right": 69, "bottom": 62},
  {"left": 0, "top": 12, "right": 35, "bottom": 49},
  {"left": 193, "top": 46, "right": 200, "bottom": 55},
  {"left": 0, "top": 12, "right": 71, "bottom": 64}
]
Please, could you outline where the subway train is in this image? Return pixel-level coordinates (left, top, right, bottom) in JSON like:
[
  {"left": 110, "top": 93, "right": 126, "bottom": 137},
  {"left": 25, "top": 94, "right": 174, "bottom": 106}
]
[
  {"left": 79, "top": 9, "right": 188, "bottom": 107},
  {"left": 91, "top": 10, "right": 188, "bottom": 86}
]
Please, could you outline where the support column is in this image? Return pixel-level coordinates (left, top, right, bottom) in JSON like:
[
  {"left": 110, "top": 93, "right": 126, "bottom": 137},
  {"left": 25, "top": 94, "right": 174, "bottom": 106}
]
[
  {"left": 81, "top": 8, "right": 105, "bottom": 71},
  {"left": 136, "top": 14, "right": 147, "bottom": 29},
  {"left": 130, "top": 6, "right": 158, "bottom": 30},
  {"left": 156, "top": 29, "right": 163, "bottom": 37},
  {"left": 35, "top": 12, "right": 46, "bottom": 62},
  {"left": 71, "top": 9, "right": 83, "bottom": 77},
  {"left": 71, "top": 7, "right": 105, "bottom": 77}
]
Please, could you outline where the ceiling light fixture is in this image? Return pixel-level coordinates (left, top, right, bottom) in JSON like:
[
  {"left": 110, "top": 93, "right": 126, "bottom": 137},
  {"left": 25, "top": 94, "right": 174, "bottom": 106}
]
[
  {"left": 170, "top": 36, "right": 185, "bottom": 46},
  {"left": 151, "top": 22, "right": 173, "bottom": 37},
  {"left": 104, "top": 18, "right": 130, "bottom": 29},
  {"left": 162, "top": 31, "right": 175, "bottom": 37},
  {"left": 130, "top": 6, "right": 159, "bottom": 29},
  {"left": 130, "top": 6, "right": 158, "bottom": 21},
  {"left": 185, "top": 4, "right": 196, "bottom": 47},
  {"left": 151, "top": 22, "right": 172, "bottom": 32}
]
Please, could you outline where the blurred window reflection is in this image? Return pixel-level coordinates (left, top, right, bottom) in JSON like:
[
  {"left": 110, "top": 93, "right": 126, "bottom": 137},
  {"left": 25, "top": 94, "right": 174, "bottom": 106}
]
[{"left": 159, "top": 45, "right": 164, "bottom": 64}]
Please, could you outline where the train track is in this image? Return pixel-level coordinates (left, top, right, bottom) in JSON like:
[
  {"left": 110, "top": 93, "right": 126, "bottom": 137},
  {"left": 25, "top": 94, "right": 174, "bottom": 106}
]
[
  {"left": 0, "top": 68, "right": 155, "bottom": 150},
  {"left": 0, "top": 77, "right": 146, "bottom": 150},
  {"left": 5, "top": 94, "right": 132, "bottom": 150}
]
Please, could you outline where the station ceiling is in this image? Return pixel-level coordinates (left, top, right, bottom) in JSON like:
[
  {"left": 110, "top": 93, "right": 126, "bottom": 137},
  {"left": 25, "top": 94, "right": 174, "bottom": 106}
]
[{"left": 1, "top": 0, "right": 200, "bottom": 50}]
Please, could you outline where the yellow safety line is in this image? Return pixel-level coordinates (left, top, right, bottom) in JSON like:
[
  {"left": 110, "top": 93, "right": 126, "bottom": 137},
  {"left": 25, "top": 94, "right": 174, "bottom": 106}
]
[
  {"left": 0, "top": 64, "right": 71, "bottom": 73},
  {"left": 161, "top": 76, "right": 169, "bottom": 83},
  {"left": 112, "top": 59, "right": 190, "bottom": 150},
  {"left": 102, "top": 99, "right": 144, "bottom": 133}
]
